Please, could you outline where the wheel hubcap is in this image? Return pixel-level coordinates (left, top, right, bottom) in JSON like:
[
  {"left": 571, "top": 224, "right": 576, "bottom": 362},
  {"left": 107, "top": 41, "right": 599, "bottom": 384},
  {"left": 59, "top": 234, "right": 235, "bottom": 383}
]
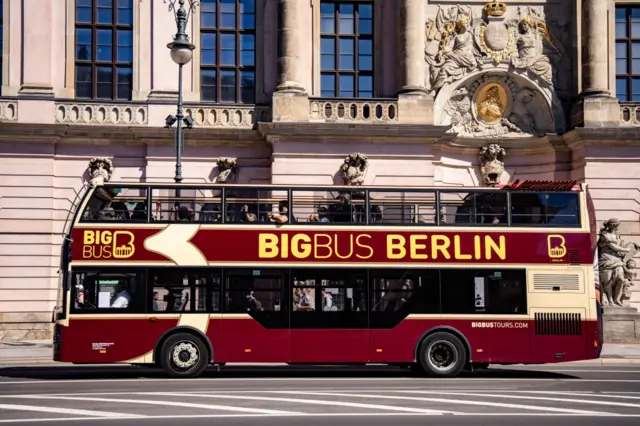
[
  {"left": 427, "top": 340, "right": 458, "bottom": 372},
  {"left": 171, "top": 342, "right": 199, "bottom": 369}
]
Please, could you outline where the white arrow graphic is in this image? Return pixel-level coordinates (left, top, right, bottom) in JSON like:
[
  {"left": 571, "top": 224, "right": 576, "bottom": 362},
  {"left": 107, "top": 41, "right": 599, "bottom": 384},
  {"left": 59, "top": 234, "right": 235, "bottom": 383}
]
[{"left": 144, "top": 224, "right": 208, "bottom": 266}]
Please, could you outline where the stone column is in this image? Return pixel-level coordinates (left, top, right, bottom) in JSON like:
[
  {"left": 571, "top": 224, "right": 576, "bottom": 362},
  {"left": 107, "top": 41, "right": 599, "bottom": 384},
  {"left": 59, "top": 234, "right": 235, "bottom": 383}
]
[
  {"left": 276, "top": 0, "right": 304, "bottom": 92},
  {"left": 396, "top": 0, "right": 433, "bottom": 124},
  {"left": 399, "top": 0, "right": 426, "bottom": 94},
  {"left": 571, "top": 0, "right": 619, "bottom": 127},
  {"left": 581, "top": 0, "right": 609, "bottom": 96},
  {"left": 272, "top": 0, "right": 309, "bottom": 122}
]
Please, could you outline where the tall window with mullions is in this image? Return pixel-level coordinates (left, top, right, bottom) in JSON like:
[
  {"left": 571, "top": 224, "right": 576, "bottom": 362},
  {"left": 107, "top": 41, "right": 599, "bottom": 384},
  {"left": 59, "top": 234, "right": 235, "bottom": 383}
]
[
  {"left": 200, "top": 0, "right": 256, "bottom": 104},
  {"left": 615, "top": 6, "right": 640, "bottom": 102},
  {"left": 75, "top": 0, "right": 134, "bottom": 100},
  {"left": 320, "top": 1, "right": 373, "bottom": 98}
]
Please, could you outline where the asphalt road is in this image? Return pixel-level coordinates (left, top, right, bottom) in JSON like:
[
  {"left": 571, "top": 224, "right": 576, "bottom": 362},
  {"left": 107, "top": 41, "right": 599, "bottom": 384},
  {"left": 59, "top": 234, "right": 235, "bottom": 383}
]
[{"left": 0, "top": 364, "right": 639, "bottom": 425}]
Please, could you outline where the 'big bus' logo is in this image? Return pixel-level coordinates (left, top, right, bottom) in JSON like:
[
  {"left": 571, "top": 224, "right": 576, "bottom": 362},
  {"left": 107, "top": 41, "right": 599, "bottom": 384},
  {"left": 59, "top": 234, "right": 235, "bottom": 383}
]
[
  {"left": 82, "top": 230, "right": 135, "bottom": 259},
  {"left": 547, "top": 234, "right": 567, "bottom": 259}
]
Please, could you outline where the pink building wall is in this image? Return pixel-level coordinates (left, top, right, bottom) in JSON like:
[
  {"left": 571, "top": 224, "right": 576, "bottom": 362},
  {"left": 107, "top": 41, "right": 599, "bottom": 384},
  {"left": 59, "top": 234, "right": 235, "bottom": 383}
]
[{"left": 0, "top": 0, "right": 638, "bottom": 340}]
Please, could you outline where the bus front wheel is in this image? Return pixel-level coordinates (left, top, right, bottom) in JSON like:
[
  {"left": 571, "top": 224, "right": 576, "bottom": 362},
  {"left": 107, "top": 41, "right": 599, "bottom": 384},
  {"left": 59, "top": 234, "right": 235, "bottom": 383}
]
[
  {"left": 160, "top": 333, "right": 209, "bottom": 378},
  {"left": 417, "top": 332, "right": 467, "bottom": 378}
]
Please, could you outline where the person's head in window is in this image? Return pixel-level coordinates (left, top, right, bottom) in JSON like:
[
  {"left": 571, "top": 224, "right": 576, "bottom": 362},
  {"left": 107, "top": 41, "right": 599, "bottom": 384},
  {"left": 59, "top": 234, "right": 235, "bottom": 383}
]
[
  {"left": 177, "top": 206, "right": 190, "bottom": 222},
  {"left": 338, "top": 192, "right": 351, "bottom": 206}
]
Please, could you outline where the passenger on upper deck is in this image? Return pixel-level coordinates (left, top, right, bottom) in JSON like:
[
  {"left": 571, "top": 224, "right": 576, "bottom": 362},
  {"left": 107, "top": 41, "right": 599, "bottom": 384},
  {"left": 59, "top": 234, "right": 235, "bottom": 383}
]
[
  {"left": 329, "top": 192, "right": 353, "bottom": 223},
  {"left": 268, "top": 200, "right": 289, "bottom": 224}
]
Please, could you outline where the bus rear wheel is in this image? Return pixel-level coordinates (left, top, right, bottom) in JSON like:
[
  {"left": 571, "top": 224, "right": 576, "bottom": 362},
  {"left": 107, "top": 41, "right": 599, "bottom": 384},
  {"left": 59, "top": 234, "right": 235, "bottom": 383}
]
[
  {"left": 417, "top": 332, "right": 467, "bottom": 378},
  {"left": 160, "top": 333, "right": 209, "bottom": 378}
]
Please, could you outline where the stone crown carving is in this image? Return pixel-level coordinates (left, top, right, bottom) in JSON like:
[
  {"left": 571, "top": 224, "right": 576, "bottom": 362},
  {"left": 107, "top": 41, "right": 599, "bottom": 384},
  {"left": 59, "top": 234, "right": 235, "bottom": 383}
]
[
  {"left": 425, "top": 3, "right": 558, "bottom": 95},
  {"left": 341, "top": 153, "right": 368, "bottom": 186},
  {"left": 87, "top": 158, "right": 114, "bottom": 185},
  {"left": 484, "top": 0, "right": 507, "bottom": 17},
  {"left": 214, "top": 157, "right": 238, "bottom": 184},
  {"left": 479, "top": 144, "right": 506, "bottom": 186}
]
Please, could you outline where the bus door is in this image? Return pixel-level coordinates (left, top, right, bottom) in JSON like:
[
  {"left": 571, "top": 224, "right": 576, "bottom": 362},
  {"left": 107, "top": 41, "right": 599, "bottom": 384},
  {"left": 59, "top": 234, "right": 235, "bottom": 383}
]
[
  {"left": 529, "top": 307, "right": 588, "bottom": 363},
  {"left": 289, "top": 269, "right": 369, "bottom": 363},
  {"left": 220, "top": 268, "right": 290, "bottom": 362}
]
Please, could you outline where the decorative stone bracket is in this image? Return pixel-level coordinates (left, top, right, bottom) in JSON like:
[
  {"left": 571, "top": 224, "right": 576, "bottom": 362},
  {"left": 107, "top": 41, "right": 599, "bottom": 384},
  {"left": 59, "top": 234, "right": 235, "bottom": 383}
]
[{"left": 87, "top": 157, "right": 114, "bottom": 185}]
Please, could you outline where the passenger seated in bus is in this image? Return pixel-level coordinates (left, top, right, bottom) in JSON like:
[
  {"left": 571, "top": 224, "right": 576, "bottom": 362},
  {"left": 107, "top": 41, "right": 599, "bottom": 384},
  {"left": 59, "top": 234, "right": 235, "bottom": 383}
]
[
  {"left": 110, "top": 283, "right": 132, "bottom": 308},
  {"left": 98, "top": 206, "right": 117, "bottom": 220},
  {"left": 110, "top": 201, "right": 130, "bottom": 220},
  {"left": 176, "top": 206, "right": 192, "bottom": 222},
  {"left": 309, "top": 206, "right": 330, "bottom": 223},
  {"left": 131, "top": 202, "right": 147, "bottom": 221},
  {"left": 199, "top": 203, "right": 221, "bottom": 222},
  {"left": 240, "top": 204, "right": 257, "bottom": 222},
  {"left": 329, "top": 192, "right": 352, "bottom": 223},
  {"left": 370, "top": 204, "right": 382, "bottom": 223},
  {"left": 268, "top": 200, "right": 289, "bottom": 224}
]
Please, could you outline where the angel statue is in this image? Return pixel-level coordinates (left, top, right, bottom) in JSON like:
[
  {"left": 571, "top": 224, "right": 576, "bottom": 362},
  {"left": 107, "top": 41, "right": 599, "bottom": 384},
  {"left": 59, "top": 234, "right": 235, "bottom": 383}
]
[
  {"left": 511, "top": 10, "right": 557, "bottom": 85},
  {"left": 425, "top": 6, "right": 483, "bottom": 94}
]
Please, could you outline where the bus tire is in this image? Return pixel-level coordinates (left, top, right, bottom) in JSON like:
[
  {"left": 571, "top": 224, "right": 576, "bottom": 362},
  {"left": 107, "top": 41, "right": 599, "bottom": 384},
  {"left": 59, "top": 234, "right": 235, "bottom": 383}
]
[
  {"left": 417, "top": 332, "right": 467, "bottom": 378},
  {"left": 160, "top": 333, "right": 209, "bottom": 378}
]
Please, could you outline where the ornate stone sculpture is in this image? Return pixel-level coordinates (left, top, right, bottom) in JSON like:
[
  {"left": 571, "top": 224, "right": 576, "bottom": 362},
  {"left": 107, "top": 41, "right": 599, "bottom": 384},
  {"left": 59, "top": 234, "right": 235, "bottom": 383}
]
[
  {"left": 479, "top": 144, "right": 506, "bottom": 186},
  {"left": 87, "top": 157, "right": 114, "bottom": 185},
  {"left": 424, "top": 1, "right": 559, "bottom": 96},
  {"left": 598, "top": 218, "right": 640, "bottom": 306},
  {"left": 510, "top": 9, "right": 556, "bottom": 85},
  {"left": 425, "top": 6, "right": 483, "bottom": 94},
  {"left": 441, "top": 73, "right": 552, "bottom": 138},
  {"left": 214, "top": 157, "right": 238, "bottom": 183},
  {"left": 341, "top": 153, "right": 368, "bottom": 186}
]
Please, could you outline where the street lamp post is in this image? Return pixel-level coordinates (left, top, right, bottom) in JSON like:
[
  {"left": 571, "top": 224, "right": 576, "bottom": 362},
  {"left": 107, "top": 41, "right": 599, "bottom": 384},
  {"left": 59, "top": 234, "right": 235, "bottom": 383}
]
[{"left": 164, "top": 0, "right": 197, "bottom": 184}]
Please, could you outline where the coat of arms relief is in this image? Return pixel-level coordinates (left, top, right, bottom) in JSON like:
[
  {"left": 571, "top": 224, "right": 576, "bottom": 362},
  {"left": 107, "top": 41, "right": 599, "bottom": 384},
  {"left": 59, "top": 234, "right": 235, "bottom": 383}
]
[{"left": 426, "top": 1, "right": 566, "bottom": 139}]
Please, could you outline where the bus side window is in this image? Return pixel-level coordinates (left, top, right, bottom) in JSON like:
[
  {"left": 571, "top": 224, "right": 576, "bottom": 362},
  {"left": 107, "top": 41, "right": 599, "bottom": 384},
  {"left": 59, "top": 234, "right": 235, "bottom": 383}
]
[{"left": 70, "top": 270, "right": 145, "bottom": 313}]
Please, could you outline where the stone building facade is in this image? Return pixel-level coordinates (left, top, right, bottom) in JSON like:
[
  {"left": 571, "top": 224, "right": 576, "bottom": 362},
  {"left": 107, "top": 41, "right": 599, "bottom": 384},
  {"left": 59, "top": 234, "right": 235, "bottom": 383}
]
[{"left": 0, "top": 0, "right": 639, "bottom": 341}]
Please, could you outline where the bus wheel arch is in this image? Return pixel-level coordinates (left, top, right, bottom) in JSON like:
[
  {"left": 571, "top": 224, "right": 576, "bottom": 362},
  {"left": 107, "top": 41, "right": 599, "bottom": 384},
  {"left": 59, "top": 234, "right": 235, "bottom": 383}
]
[
  {"left": 153, "top": 326, "right": 213, "bottom": 368},
  {"left": 413, "top": 327, "right": 472, "bottom": 376}
]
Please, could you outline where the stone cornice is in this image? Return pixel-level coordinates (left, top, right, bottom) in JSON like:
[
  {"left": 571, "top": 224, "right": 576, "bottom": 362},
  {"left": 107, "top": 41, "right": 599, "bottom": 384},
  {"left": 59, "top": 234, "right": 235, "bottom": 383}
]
[
  {"left": 434, "top": 134, "right": 569, "bottom": 155},
  {"left": 0, "top": 122, "right": 265, "bottom": 146},
  {"left": 258, "top": 122, "right": 453, "bottom": 143},
  {"left": 564, "top": 127, "right": 640, "bottom": 146}
]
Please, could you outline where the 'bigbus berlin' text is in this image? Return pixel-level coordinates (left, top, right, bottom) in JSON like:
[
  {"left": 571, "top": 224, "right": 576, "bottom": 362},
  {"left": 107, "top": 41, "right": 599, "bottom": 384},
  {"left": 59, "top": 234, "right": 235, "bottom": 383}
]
[{"left": 258, "top": 233, "right": 506, "bottom": 261}]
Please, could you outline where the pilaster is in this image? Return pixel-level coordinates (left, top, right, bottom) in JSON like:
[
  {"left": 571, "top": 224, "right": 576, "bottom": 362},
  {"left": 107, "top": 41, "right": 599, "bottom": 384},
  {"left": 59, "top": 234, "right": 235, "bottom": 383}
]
[
  {"left": 396, "top": 0, "right": 433, "bottom": 124},
  {"left": 18, "top": 0, "right": 55, "bottom": 98}
]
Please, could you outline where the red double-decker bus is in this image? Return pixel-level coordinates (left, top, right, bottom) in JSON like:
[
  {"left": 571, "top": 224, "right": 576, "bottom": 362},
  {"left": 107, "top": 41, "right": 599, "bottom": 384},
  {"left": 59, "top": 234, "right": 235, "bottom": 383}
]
[{"left": 53, "top": 180, "right": 602, "bottom": 378}]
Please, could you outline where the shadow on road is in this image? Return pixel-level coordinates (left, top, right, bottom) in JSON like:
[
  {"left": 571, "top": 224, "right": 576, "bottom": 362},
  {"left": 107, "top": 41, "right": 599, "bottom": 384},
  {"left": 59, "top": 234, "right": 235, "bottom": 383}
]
[{"left": 0, "top": 364, "right": 579, "bottom": 381}]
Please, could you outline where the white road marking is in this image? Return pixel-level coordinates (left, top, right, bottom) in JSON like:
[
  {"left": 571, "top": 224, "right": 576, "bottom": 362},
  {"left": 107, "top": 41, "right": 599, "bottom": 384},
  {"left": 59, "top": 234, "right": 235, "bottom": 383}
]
[
  {"left": 517, "top": 391, "right": 640, "bottom": 400},
  {"left": 142, "top": 392, "right": 449, "bottom": 415},
  {"left": 3, "top": 395, "right": 299, "bottom": 415},
  {"left": 3, "top": 377, "right": 640, "bottom": 385},
  {"left": 401, "top": 391, "right": 640, "bottom": 410},
  {"left": 271, "top": 391, "right": 613, "bottom": 416},
  {"left": 0, "top": 403, "right": 141, "bottom": 418},
  {"left": 0, "top": 412, "right": 640, "bottom": 424}
]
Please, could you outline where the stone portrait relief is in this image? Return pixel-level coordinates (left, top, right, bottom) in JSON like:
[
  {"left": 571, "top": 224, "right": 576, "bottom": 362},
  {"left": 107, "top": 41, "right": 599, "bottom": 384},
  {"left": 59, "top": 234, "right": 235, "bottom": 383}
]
[{"left": 476, "top": 83, "right": 507, "bottom": 124}]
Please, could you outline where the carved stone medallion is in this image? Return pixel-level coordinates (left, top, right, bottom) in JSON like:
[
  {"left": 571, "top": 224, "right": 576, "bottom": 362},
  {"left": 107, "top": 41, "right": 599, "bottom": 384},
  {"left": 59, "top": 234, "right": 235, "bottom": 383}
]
[
  {"left": 475, "top": 82, "right": 509, "bottom": 124},
  {"left": 439, "top": 72, "right": 555, "bottom": 139}
]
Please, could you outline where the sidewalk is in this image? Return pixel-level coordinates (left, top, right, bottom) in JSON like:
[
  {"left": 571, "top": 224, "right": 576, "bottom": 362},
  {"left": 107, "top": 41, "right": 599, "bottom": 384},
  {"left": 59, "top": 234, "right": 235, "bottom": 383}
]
[{"left": 1, "top": 340, "right": 640, "bottom": 366}]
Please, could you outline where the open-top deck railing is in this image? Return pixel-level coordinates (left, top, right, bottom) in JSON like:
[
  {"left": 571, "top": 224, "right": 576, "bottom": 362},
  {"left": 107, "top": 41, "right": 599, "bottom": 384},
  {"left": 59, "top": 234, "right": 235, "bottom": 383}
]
[{"left": 75, "top": 180, "right": 584, "bottom": 228}]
